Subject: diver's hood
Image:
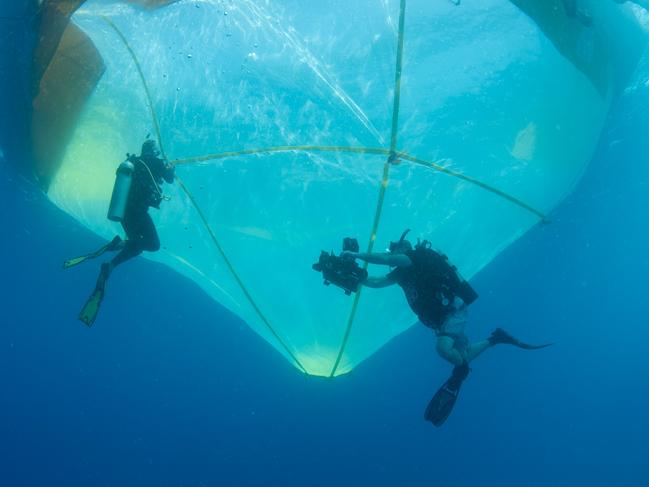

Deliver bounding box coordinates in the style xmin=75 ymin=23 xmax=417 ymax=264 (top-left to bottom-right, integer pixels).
xmin=389 ymin=228 xmax=412 ymax=253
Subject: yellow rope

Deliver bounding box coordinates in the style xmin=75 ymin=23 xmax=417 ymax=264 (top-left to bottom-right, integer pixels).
xmin=172 ymin=146 xmax=390 ymax=165
xmin=398 ymin=152 xmax=549 ymax=222
xmin=103 ymin=16 xmax=166 ymax=158
xmin=103 ymin=9 xmax=548 ymax=378
xmin=176 ymin=177 xmax=307 ymax=373
xmin=173 ymin=145 xmax=547 ymax=221
xmin=329 ymin=0 xmax=408 ymax=377
xmin=103 ymin=16 xmax=307 ymax=374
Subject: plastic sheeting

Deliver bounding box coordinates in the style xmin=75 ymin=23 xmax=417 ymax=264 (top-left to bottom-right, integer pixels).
xmin=47 ymin=0 xmax=646 ymax=376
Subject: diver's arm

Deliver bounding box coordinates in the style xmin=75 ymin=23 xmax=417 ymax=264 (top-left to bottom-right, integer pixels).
xmin=361 ymin=275 xmax=396 ymax=288
xmin=343 ymin=251 xmax=412 ymax=267
xmin=145 ymin=156 xmax=175 ymax=184
xmin=162 ymin=159 xmax=176 ymax=184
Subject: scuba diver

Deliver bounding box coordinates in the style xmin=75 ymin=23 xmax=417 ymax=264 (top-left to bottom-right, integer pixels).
xmin=324 ymin=229 xmax=552 ymax=426
xmin=64 ymin=139 xmax=175 ymax=326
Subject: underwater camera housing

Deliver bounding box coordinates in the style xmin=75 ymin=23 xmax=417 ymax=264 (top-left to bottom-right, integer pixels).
xmin=312 ymin=238 xmax=368 ymax=295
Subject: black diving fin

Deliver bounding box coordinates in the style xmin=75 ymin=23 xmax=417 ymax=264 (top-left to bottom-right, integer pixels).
xmin=424 ymin=362 xmax=470 ymax=427
xmin=488 ymin=328 xmax=554 ymax=350
xmin=64 ymin=236 xmax=122 ymax=269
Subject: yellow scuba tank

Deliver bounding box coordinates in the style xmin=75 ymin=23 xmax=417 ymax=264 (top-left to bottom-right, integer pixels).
xmin=107 ymin=159 xmax=135 ymax=222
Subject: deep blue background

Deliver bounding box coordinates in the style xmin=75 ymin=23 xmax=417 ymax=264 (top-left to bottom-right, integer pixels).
xmin=1 ymin=4 xmax=649 ymax=486
xmin=0 ymin=0 xmax=36 ymax=169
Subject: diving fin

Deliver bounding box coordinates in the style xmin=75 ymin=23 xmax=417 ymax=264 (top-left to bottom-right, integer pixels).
xmin=513 ymin=340 xmax=554 ymax=350
xmin=78 ymin=288 xmax=104 ymax=327
xmin=488 ymin=328 xmax=554 ymax=350
xmin=424 ymin=362 xmax=470 ymax=427
xmin=64 ymin=236 xmax=122 ymax=269
xmin=78 ymin=263 xmax=110 ymax=327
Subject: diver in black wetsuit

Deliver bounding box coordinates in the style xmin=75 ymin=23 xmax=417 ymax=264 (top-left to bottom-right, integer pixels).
xmin=342 ymin=229 xmax=551 ymax=426
xmin=72 ymin=139 xmax=175 ymax=326
xmin=108 ymin=139 xmax=175 ymax=272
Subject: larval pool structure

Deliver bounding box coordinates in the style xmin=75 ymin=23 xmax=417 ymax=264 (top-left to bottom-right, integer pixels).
xmin=32 ymin=0 xmax=648 ymax=375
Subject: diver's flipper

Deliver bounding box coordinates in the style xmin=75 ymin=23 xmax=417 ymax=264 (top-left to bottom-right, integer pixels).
xmin=424 ymin=381 xmax=460 ymax=426
xmin=64 ymin=255 xmax=92 ymax=269
xmin=64 ymin=236 xmax=122 ymax=269
xmin=489 ymin=328 xmax=554 ymax=350
xmin=78 ymin=263 xmax=110 ymax=327
xmin=514 ymin=340 xmax=554 ymax=350
xmin=78 ymin=288 xmax=104 ymax=327
xmin=424 ymin=362 xmax=470 ymax=427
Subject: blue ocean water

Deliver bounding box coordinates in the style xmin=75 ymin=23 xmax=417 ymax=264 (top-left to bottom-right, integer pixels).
xmin=2 ymin=3 xmax=649 ymax=487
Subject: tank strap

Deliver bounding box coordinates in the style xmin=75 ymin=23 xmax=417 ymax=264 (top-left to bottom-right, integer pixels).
xmin=136 ymin=158 xmax=170 ymax=201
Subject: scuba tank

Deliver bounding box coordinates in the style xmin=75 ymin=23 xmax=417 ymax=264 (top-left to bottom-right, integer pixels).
xmin=107 ymin=160 xmax=135 ymax=222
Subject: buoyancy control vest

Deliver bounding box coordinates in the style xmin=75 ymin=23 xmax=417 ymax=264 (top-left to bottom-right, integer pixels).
xmin=127 ymin=154 xmax=173 ymax=209
xmin=387 ymin=243 xmax=478 ymax=329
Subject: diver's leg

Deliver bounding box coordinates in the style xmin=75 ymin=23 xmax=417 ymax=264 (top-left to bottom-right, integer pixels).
xmin=437 ymin=334 xmax=492 ymax=364
xmin=464 ymin=328 xmax=549 ymax=362
xmin=110 ymin=241 xmax=142 ymax=269
xmin=436 ymin=336 xmax=465 ymax=366
xmin=109 ymin=209 xmax=147 ymax=270
xmin=63 ymin=235 xmax=124 ymax=269
xmin=435 ymin=307 xmax=474 ymax=366
xmin=138 ymin=211 xmax=160 ymax=252
xmin=108 ymin=209 xmax=160 ymax=270
xmin=465 ymin=340 xmax=491 ymax=362
xmin=108 ymin=237 xmax=125 ymax=252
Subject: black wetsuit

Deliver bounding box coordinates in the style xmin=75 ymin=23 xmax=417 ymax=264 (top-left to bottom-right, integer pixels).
xmin=387 ymin=248 xmax=476 ymax=330
xmin=111 ymin=154 xmax=175 ymax=268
